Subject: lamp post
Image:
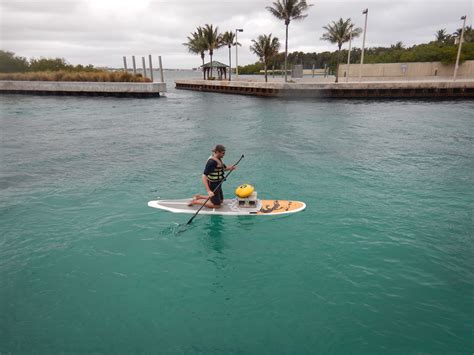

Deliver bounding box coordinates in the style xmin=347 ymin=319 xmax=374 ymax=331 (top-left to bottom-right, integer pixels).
xmin=359 ymin=8 xmax=368 ymax=82
xmin=346 ymin=24 xmax=353 ymax=82
xmin=229 ymin=43 xmax=232 ymax=81
xmin=235 ymin=28 xmax=243 ymax=80
xmin=453 ymin=15 xmax=467 ymax=81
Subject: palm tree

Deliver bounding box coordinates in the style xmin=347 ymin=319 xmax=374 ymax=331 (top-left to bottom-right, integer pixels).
xmin=321 ymin=18 xmax=362 ymax=83
xmin=183 ymin=27 xmax=207 ymax=79
xmin=266 ymin=0 xmax=311 ymax=82
xmin=435 ymin=28 xmax=448 ymax=42
xmin=454 ymin=26 xmax=473 ymax=43
xmin=465 ymin=26 xmax=474 ymax=43
xmin=250 ymin=34 xmax=281 ymax=82
xmin=435 ymin=28 xmax=458 ymax=45
xmin=202 ymin=24 xmax=222 ymax=78
xmin=221 ymin=31 xmax=238 ymax=80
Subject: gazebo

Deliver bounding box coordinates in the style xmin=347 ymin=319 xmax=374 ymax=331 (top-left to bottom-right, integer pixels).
xmin=201 ymin=61 xmax=229 ymax=80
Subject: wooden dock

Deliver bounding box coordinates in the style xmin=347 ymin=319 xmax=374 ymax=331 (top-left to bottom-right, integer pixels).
xmin=0 ymin=81 xmax=166 ymax=98
xmin=175 ymin=79 xmax=474 ymax=99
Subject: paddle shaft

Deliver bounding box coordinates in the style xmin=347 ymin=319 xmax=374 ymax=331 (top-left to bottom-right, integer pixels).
xmin=186 ymin=154 xmax=244 ymax=224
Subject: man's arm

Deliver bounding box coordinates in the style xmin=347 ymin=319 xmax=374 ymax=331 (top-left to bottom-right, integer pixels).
xmin=201 ymin=174 xmax=214 ymax=197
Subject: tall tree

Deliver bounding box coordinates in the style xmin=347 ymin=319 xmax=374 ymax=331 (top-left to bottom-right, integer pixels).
xmin=321 ymin=18 xmax=362 ymax=82
xmin=202 ymin=24 xmax=222 ymax=78
xmin=454 ymin=26 xmax=473 ymax=43
xmin=221 ymin=31 xmax=238 ymax=80
xmin=250 ymin=34 xmax=281 ymax=82
xmin=435 ymin=28 xmax=448 ymax=42
xmin=0 ymin=50 xmax=29 ymax=73
xmin=266 ymin=0 xmax=311 ymax=82
xmin=465 ymin=26 xmax=474 ymax=42
xmin=183 ymin=27 xmax=207 ymax=79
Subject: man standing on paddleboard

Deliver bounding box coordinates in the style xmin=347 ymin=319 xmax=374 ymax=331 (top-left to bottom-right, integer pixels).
xmin=188 ymin=145 xmax=237 ymax=208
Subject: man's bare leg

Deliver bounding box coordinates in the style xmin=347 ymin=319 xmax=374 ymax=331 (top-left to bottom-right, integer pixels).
xmin=187 ymin=197 xmax=221 ymax=208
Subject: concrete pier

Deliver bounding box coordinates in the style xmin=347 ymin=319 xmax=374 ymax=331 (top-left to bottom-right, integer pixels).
xmin=175 ymin=79 xmax=474 ymax=99
xmin=0 ymin=81 xmax=166 ymax=98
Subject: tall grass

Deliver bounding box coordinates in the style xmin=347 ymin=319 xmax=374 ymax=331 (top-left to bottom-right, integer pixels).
xmin=0 ymin=70 xmax=152 ymax=82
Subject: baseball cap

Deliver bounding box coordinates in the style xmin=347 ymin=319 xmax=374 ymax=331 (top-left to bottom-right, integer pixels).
xmin=213 ymin=144 xmax=226 ymax=152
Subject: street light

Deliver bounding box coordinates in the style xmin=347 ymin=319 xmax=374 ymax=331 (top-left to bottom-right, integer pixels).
xmin=235 ymin=28 xmax=243 ymax=80
xmin=346 ymin=24 xmax=353 ymax=82
xmin=453 ymin=15 xmax=467 ymax=81
xmin=359 ymin=8 xmax=368 ymax=82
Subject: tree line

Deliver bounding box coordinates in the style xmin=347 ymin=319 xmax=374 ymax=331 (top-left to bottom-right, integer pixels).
xmin=184 ymin=0 xmax=473 ymax=82
xmin=184 ymin=0 xmax=312 ymax=82
xmin=0 ymin=50 xmax=98 ymax=73
xmin=0 ymin=50 xmax=153 ymax=82
xmin=240 ymin=39 xmax=474 ymax=76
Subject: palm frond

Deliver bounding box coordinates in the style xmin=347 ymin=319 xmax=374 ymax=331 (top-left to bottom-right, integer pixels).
xmin=249 ymin=33 xmax=281 ymax=64
xmin=266 ymin=0 xmax=311 ymax=23
xmin=321 ymin=17 xmax=361 ymax=48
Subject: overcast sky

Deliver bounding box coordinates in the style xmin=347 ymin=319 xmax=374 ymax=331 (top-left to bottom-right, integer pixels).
xmin=1 ymin=0 xmax=472 ymax=69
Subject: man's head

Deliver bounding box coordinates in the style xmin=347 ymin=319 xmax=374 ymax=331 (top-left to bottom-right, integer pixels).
xmin=213 ymin=144 xmax=226 ymax=158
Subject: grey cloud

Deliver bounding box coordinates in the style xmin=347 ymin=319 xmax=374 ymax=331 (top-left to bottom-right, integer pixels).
xmin=1 ymin=0 xmax=83 ymax=14
xmin=1 ymin=0 xmax=472 ymax=68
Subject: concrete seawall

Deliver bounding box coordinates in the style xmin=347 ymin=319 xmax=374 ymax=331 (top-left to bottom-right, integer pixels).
xmin=0 ymin=81 xmax=166 ymax=98
xmin=175 ymin=79 xmax=474 ymax=99
xmin=339 ymin=60 xmax=474 ymax=79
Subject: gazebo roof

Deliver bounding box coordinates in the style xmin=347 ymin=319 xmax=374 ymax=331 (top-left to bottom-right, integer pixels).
xmin=201 ymin=61 xmax=229 ymax=68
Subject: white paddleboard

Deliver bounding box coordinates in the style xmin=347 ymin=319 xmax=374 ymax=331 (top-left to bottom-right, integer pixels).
xmin=147 ymin=199 xmax=306 ymax=216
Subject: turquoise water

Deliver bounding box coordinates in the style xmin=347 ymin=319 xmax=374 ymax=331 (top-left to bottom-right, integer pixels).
xmin=1 ymin=75 xmax=473 ymax=354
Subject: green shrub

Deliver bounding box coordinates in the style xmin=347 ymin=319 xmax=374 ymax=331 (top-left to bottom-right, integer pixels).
xmin=0 ymin=50 xmax=29 ymax=73
xmin=0 ymin=70 xmax=152 ymax=82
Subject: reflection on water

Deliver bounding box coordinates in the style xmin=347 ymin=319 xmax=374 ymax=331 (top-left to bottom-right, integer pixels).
xmin=202 ymin=215 xmax=225 ymax=254
xmin=201 ymin=216 xmax=229 ymax=297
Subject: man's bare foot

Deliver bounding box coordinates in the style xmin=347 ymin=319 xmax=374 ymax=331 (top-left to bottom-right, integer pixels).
xmin=187 ymin=195 xmax=199 ymax=206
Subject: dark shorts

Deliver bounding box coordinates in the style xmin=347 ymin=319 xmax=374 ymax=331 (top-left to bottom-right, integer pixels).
xmin=209 ymin=181 xmax=224 ymax=205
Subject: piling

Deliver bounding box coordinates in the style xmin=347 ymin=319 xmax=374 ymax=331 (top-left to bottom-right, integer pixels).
xmin=132 ymin=56 xmax=137 ymax=75
xmin=148 ymin=55 xmax=154 ymax=82
xmin=123 ymin=56 xmax=128 ymax=72
xmin=142 ymin=57 xmax=147 ymax=78
xmin=159 ymin=56 xmax=164 ymax=83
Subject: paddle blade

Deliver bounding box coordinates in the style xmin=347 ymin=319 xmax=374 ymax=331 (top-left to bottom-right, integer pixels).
xmin=176 ymin=223 xmax=190 ymax=234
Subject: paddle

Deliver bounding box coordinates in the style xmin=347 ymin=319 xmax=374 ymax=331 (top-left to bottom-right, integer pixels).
xmin=186 ymin=154 xmax=244 ymax=225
